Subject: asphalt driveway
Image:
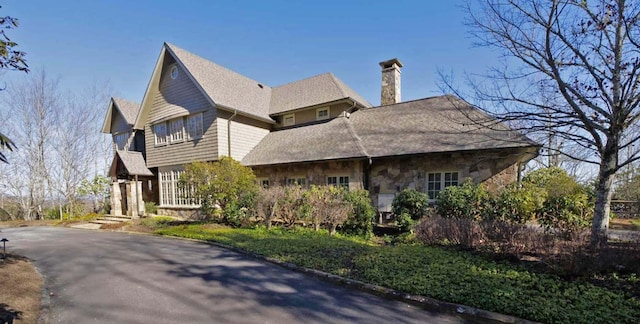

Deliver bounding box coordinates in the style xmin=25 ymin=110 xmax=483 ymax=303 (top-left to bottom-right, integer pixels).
xmin=1 ymin=227 xmax=467 ymax=323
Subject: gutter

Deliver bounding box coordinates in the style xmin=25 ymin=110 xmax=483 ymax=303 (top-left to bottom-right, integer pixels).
xmin=228 ymin=110 xmax=237 ymax=157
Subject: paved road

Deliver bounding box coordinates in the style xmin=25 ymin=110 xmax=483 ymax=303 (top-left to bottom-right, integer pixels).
xmin=1 ymin=227 xmax=468 ymax=324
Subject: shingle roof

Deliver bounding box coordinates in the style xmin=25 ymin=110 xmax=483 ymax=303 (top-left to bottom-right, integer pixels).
xmin=165 ymin=43 xmax=273 ymax=121
xmin=350 ymin=95 xmax=537 ymax=157
xmin=241 ymin=116 xmax=368 ymax=166
xmin=112 ymin=98 xmax=141 ymax=126
xmin=270 ymin=73 xmax=372 ymax=114
xmin=116 ymin=150 xmax=153 ymax=176
xmin=242 ymin=95 xmax=538 ymax=166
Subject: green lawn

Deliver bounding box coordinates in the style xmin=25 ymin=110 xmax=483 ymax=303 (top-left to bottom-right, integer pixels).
xmin=155 ymin=224 xmax=639 ymax=324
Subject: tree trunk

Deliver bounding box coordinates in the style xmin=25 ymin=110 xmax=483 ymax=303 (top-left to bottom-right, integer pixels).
xmin=591 ymin=147 xmax=617 ymax=248
xmin=329 ymin=223 xmax=337 ymax=237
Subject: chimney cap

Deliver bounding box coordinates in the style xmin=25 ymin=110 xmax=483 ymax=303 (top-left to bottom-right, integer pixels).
xmin=379 ymin=58 xmax=403 ymax=69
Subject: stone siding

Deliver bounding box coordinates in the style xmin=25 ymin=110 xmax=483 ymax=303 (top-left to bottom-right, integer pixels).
xmin=368 ymin=148 xmax=533 ymax=208
xmin=252 ymin=159 xmax=365 ymax=190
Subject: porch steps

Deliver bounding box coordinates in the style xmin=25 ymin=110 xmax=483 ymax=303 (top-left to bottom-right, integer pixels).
xmin=89 ymin=215 xmax=133 ymax=226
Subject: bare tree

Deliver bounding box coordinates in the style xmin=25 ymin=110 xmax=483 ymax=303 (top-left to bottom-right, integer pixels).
xmin=0 ymin=71 xmax=59 ymax=219
xmin=0 ymin=71 xmax=112 ymax=219
xmin=444 ymin=0 xmax=640 ymax=245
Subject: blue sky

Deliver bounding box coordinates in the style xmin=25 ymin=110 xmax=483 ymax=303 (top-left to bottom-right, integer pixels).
xmin=3 ymin=0 xmax=496 ymax=106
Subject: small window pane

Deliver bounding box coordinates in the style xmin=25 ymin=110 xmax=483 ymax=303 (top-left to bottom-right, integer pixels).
xmin=154 ymin=124 xmax=167 ymax=145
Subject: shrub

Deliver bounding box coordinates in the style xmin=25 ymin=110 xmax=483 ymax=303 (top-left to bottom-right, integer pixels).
xmin=395 ymin=213 xmax=416 ymax=234
xmin=306 ymin=185 xmax=352 ymax=236
xmin=490 ymin=183 xmax=544 ymax=223
xmin=277 ymin=185 xmax=307 ymax=226
xmin=391 ymin=188 xmax=429 ymax=220
xmin=539 ymin=193 xmax=593 ymax=240
xmin=522 ymin=166 xmax=583 ymax=198
xmin=341 ymin=189 xmax=376 ymax=237
xmin=145 ymin=202 xmax=157 ymax=215
xmin=255 ymin=186 xmax=285 ymax=229
xmin=414 ymin=215 xmax=484 ymax=249
xmin=180 ymin=157 xmax=258 ymax=227
xmin=436 ymin=180 xmax=489 ymax=220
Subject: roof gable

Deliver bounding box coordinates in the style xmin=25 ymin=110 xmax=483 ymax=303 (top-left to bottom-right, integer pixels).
xmin=270 ymin=73 xmax=371 ymax=115
xmin=101 ymin=97 xmax=141 ymax=133
xmin=134 ymin=43 xmax=275 ymax=129
xmin=109 ymin=150 xmax=153 ymax=177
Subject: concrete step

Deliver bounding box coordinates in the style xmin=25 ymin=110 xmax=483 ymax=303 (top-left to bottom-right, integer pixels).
xmin=90 ymin=219 xmax=124 ymax=225
xmin=101 ymin=217 xmax=133 ymax=222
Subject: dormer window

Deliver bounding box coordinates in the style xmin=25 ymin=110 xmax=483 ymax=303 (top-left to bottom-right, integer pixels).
xmin=316 ymin=107 xmax=330 ymax=120
xmin=283 ymin=114 xmax=295 ymax=126
xmin=170 ymin=118 xmax=184 ymax=143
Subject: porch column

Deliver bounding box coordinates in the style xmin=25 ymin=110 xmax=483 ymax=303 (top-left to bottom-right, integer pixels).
xmin=111 ymin=181 xmax=122 ymax=216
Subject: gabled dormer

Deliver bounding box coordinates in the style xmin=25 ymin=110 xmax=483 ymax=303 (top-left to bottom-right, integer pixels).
xmin=269 ymin=73 xmax=371 ymax=129
xmin=101 ymin=97 xmax=144 ymax=152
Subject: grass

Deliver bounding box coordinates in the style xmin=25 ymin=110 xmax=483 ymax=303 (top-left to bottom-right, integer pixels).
xmin=609 ymin=218 xmax=640 ymax=231
xmin=0 ymin=254 xmax=43 ymax=324
xmin=155 ymin=224 xmax=640 ymax=324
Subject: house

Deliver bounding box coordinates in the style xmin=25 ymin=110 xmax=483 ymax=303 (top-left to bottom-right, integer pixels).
xmin=102 ymin=43 xmax=539 ymax=219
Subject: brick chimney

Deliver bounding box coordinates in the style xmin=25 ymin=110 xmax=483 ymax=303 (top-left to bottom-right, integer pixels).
xmin=379 ymin=58 xmax=403 ymax=105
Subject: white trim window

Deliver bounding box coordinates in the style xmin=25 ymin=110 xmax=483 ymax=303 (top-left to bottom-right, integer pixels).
xmin=427 ymin=171 xmax=459 ymax=200
xmin=327 ymin=175 xmax=349 ymax=189
xmin=154 ymin=123 xmax=167 ymax=146
xmin=114 ymin=131 xmax=130 ymax=150
xmin=257 ymin=178 xmax=270 ymax=188
xmin=283 ymin=114 xmax=295 ymax=126
xmin=170 ymin=118 xmax=184 ymax=143
xmin=159 ymin=169 xmax=199 ymax=207
xmin=286 ymin=177 xmax=307 ymax=186
xmin=316 ymin=107 xmax=330 ymax=120
xmin=186 ymin=113 xmax=204 ymax=140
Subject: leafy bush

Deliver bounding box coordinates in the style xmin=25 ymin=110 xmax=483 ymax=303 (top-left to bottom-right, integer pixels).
xmin=180 ymin=157 xmax=258 ymax=227
xmin=145 ymin=202 xmax=157 ymax=215
xmin=522 ymin=166 xmax=583 ymax=199
xmin=392 ymin=188 xmax=429 ymax=220
xmin=394 ymin=213 xmax=416 ymax=234
xmin=489 ymin=183 xmax=544 ymax=223
xmin=539 ymin=193 xmax=593 ymax=239
xmin=341 ymin=189 xmax=376 ymax=237
xmin=140 ymin=216 xmax=176 ymax=228
xmin=436 ymin=180 xmax=489 ymax=220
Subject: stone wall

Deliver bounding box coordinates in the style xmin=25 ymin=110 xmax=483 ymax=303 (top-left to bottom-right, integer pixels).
xmin=368 ymin=147 xmax=535 ymax=208
xmin=252 ymin=159 xmax=365 ymax=190
xmin=156 ymin=207 xmax=204 ymax=220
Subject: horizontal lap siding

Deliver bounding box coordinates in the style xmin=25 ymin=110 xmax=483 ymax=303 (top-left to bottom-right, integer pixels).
xmin=111 ymin=110 xmax=131 ymax=134
xmin=217 ymin=112 xmax=270 ymax=161
xmin=145 ymin=59 xmax=218 ymax=167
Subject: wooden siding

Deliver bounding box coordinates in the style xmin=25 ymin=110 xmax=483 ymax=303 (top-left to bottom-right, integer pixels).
xmin=273 ymin=101 xmax=354 ymax=128
xmin=217 ymin=111 xmax=270 ymax=161
xmin=145 ymin=57 xmax=218 ymax=167
xmin=110 ymin=108 xmax=131 ymax=134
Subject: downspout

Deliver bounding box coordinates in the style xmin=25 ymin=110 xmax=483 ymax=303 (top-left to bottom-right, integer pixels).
xmin=227 ymin=110 xmax=237 ymax=157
